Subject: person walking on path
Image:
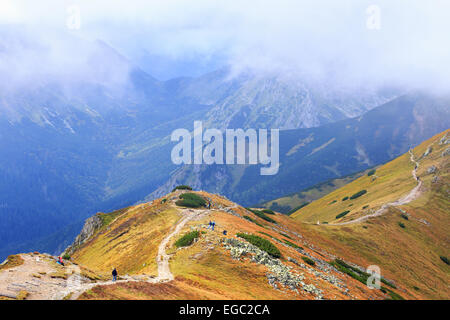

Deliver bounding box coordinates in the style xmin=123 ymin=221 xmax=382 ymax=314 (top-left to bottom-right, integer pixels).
xmin=112 ymin=268 xmax=118 ymax=282
xmin=211 ymin=221 xmax=216 ymax=231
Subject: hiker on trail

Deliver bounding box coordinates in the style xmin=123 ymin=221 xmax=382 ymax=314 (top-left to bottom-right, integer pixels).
xmin=57 ymin=256 xmax=64 ymax=266
xmin=207 ymin=221 xmax=212 ymax=229
xmin=207 ymin=201 xmax=211 ymax=209
xmin=211 ymin=221 xmax=216 ymax=231
xmin=112 ymin=268 xmax=118 ymax=282
xmin=223 ymin=230 xmax=227 ymax=235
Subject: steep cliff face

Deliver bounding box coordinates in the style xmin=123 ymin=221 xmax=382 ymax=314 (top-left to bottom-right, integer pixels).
xmin=63 ymin=215 xmax=103 ymax=256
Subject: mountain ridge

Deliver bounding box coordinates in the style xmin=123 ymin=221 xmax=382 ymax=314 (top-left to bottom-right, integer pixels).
xmin=145 ymin=92 xmax=450 ymax=206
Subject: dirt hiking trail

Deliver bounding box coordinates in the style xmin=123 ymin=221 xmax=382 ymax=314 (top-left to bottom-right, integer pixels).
xmin=330 ymin=149 xmax=422 ymax=226
xmin=0 ymin=208 xmax=209 ymax=300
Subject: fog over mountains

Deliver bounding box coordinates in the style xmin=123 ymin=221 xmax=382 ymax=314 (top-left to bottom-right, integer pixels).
xmin=1 ymin=1 xmax=449 ymax=259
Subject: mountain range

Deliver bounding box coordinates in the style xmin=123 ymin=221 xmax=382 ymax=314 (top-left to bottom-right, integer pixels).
xmin=147 ymin=92 xmax=450 ymax=207
xmin=0 ymin=34 xmax=409 ymax=260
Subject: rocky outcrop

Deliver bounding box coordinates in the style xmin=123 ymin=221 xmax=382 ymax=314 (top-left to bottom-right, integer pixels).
xmin=222 ymin=237 xmax=324 ymax=299
xmin=442 ymin=147 xmax=450 ymax=157
xmin=439 ymin=134 xmax=449 ymax=145
xmin=63 ymin=215 xmax=103 ymax=256
xmin=427 ymin=165 xmax=437 ymax=174
xmin=422 ymin=147 xmax=432 ymax=158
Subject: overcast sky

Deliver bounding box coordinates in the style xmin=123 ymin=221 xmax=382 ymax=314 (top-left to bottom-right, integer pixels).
xmin=1 ymin=0 xmax=450 ymax=91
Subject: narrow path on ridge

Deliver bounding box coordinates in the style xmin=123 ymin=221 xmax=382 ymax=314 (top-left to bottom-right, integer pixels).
xmin=326 ymin=149 xmax=422 ymax=226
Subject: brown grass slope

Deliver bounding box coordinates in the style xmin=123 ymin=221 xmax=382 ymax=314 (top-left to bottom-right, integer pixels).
xmin=73 ymin=190 xmax=390 ymax=300
xmin=71 ymin=202 xmax=180 ymax=277
xmin=291 ymin=129 xmax=450 ymax=299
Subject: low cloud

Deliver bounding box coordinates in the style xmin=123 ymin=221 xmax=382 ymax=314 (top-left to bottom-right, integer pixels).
xmin=1 ymin=0 xmax=450 ymax=92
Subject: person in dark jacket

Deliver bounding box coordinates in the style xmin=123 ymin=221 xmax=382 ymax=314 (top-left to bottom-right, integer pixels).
xmin=112 ymin=268 xmax=118 ymax=282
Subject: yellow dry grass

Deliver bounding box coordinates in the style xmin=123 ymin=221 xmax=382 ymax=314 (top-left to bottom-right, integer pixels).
xmin=0 ymin=254 xmax=24 ymax=271
xmin=264 ymin=170 xmax=369 ymax=212
xmin=71 ymin=201 xmax=181 ymax=277
xmin=292 ymin=150 xmax=417 ymax=223
xmin=288 ymin=129 xmax=450 ymax=299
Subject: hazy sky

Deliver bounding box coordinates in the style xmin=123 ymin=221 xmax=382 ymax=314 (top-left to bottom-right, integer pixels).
xmin=1 ymin=0 xmax=450 ymax=91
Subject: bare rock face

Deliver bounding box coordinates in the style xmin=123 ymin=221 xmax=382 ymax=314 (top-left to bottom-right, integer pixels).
xmin=63 ymin=215 xmax=103 ymax=256
xmin=422 ymin=147 xmax=432 ymax=158
xmin=439 ymin=134 xmax=449 ymax=145
xmin=442 ymin=147 xmax=450 ymax=157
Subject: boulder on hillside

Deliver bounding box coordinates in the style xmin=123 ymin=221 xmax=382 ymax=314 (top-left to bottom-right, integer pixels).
xmin=422 ymin=147 xmax=432 ymax=158
xmin=439 ymin=134 xmax=449 ymax=145
xmin=427 ymin=165 xmax=437 ymax=174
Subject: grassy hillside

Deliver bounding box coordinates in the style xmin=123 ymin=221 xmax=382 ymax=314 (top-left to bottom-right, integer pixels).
xmin=6 ymin=127 xmax=448 ymax=301
xmin=291 ymin=129 xmax=450 ymax=299
xmin=69 ymin=190 xmax=394 ymax=300
xmin=71 ymin=203 xmax=180 ymax=277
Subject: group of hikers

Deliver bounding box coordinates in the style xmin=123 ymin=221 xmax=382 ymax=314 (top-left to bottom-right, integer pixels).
xmin=207 ymin=220 xmax=227 ymax=235
xmin=207 ymin=220 xmax=216 ymax=230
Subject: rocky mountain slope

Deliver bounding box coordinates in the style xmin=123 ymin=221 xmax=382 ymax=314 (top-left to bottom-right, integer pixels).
xmin=167 ymin=68 xmax=397 ymax=130
xmin=2 ymin=126 xmax=448 ymax=301
xmin=0 ymin=34 xmax=399 ymax=260
xmin=146 ymin=92 xmax=450 ymax=206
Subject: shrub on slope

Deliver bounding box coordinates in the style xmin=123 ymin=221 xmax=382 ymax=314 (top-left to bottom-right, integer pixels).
xmin=175 ymin=231 xmax=200 ymax=247
xmin=336 ymin=210 xmax=350 ymax=219
xmin=236 ymin=233 xmax=281 ymax=258
xmin=175 ymin=193 xmax=206 ymax=208
xmin=246 ymin=208 xmax=277 ymax=224
xmin=349 ymin=190 xmax=367 ymax=200
xmin=172 ymin=185 xmax=192 ymax=192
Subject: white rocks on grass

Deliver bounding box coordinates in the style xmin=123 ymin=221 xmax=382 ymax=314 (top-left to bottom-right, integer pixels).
xmin=439 ymin=134 xmax=449 ymax=145
xmin=288 ymin=257 xmax=344 ymax=289
xmin=222 ymin=238 xmax=323 ymax=299
xmin=422 ymin=147 xmax=432 ymax=158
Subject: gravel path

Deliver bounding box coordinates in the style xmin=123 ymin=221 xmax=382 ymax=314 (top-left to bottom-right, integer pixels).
xmin=329 ymin=149 xmax=422 ymax=226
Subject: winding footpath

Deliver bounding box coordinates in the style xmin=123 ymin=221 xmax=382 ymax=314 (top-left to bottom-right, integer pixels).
xmin=329 ymin=150 xmax=422 ymax=226
xmin=63 ymin=208 xmax=208 ymax=300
